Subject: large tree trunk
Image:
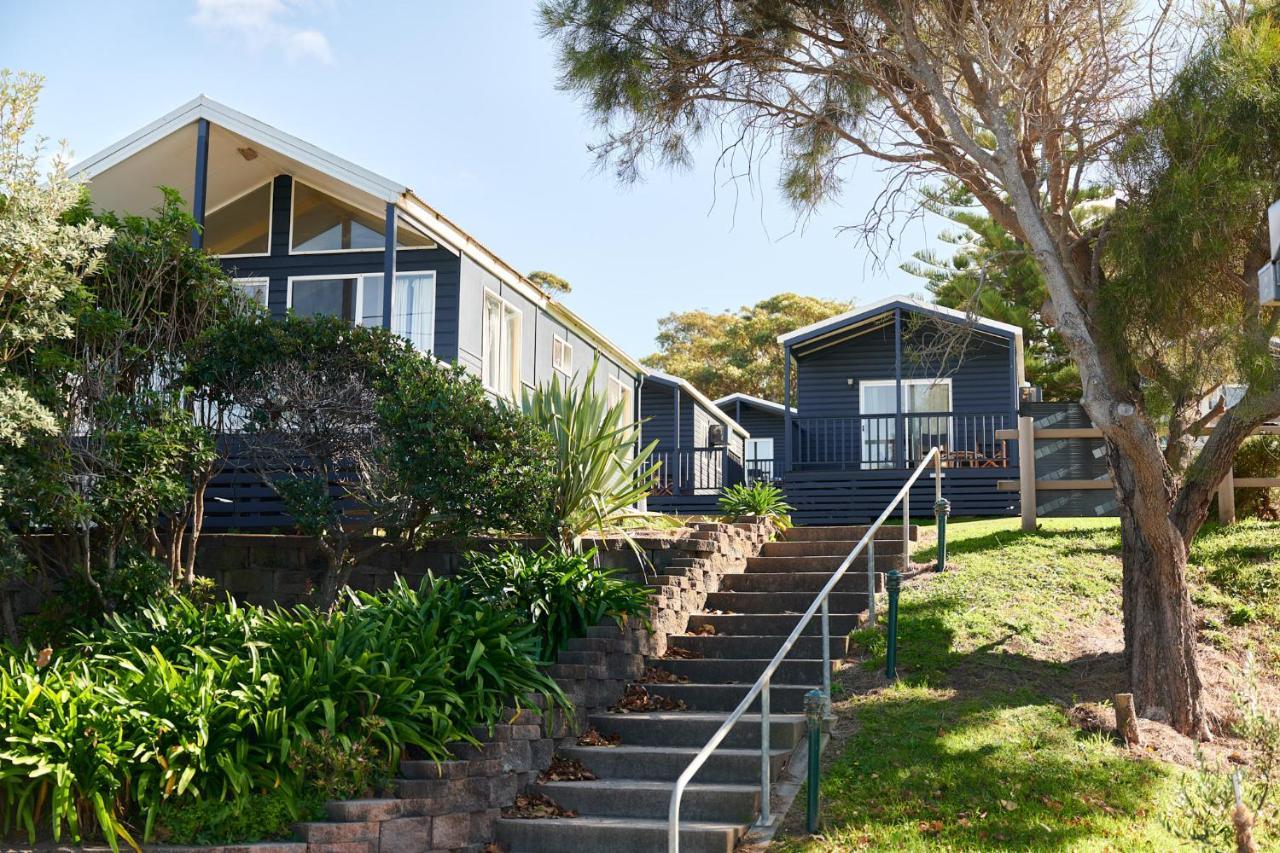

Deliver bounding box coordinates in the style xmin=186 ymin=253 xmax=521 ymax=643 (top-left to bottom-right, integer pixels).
xmin=1108 ymin=446 xmax=1212 ymax=740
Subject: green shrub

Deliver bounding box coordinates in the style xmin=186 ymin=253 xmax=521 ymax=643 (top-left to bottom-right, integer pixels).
xmin=717 ymin=482 xmax=793 ymax=528
xmin=522 ymin=360 xmax=659 ymax=553
xmin=0 ymin=577 xmax=565 ymax=849
xmin=153 ymin=787 xmax=324 ymax=846
xmin=25 ymin=550 xmax=170 ymax=643
xmin=1235 ymin=435 xmax=1280 ymax=520
xmin=458 ymin=546 xmax=653 ymax=660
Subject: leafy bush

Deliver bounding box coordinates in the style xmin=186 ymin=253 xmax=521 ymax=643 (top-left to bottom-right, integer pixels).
xmin=0 ymin=577 xmax=564 ymax=849
xmin=186 ymin=314 xmax=556 ymax=608
xmin=1235 ymin=435 xmax=1280 ymax=520
xmin=458 ymin=547 xmax=653 ymax=660
xmin=717 ymin=482 xmax=793 ymax=528
xmin=522 ymin=360 xmax=659 ymax=553
xmin=152 ymin=788 xmax=323 ymax=846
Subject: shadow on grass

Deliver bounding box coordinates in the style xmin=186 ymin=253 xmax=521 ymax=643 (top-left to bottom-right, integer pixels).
xmin=799 ymin=683 xmax=1172 ymax=851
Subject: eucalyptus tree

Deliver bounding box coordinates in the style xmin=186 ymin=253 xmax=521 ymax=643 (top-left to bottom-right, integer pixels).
xmin=541 ymin=0 xmax=1280 ymax=737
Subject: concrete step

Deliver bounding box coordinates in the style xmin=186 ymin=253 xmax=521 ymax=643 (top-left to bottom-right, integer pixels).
xmin=655 ymin=656 xmax=830 ymax=685
xmin=785 ymin=524 xmax=918 ymax=542
xmin=535 ymin=779 xmax=760 ymax=823
xmin=495 ymin=815 xmax=744 ymax=853
xmin=666 ymin=633 xmax=849 ymax=660
xmin=703 ymin=590 xmax=870 ymax=614
xmin=744 ymin=554 xmax=904 ymax=573
xmin=642 ymin=682 xmax=817 ymax=713
xmin=587 ymin=711 xmax=805 ymax=750
xmin=719 ymin=571 xmax=883 ymax=594
xmin=687 ymin=611 xmax=868 ymax=637
xmin=762 ymin=538 xmax=905 ymax=557
xmin=560 ymin=744 xmax=791 ymax=784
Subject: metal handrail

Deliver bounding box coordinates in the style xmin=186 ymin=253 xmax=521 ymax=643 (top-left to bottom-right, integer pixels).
xmin=666 ymin=447 xmax=943 ymax=852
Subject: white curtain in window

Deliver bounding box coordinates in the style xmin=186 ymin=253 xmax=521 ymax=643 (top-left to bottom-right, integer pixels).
xmin=393 ymin=274 xmax=435 ymax=353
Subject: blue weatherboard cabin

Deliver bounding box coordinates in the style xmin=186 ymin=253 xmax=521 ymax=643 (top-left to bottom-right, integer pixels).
xmin=639 ymin=372 xmax=748 ymax=514
xmin=776 ymin=296 xmax=1024 ymax=524
xmin=71 ymin=96 xmax=645 ymax=528
xmin=713 ymin=393 xmax=792 ymax=484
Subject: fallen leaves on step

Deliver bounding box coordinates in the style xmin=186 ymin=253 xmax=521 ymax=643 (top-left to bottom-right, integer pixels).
xmin=576 ymin=726 xmax=621 ymax=747
xmin=662 ymin=645 xmax=702 ymax=659
xmin=502 ymin=792 xmax=578 ymax=819
xmin=480 ymin=844 xmax=506 ymax=853
xmin=539 ymin=754 xmax=598 ymax=782
xmin=640 ymin=666 xmax=689 ymax=684
xmin=609 ymin=684 xmax=688 ymax=713
xmin=689 ymin=624 xmax=716 ymax=636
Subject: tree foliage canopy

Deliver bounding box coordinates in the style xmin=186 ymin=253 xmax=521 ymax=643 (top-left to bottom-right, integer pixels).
xmin=642 ymin=292 xmax=850 ymax=400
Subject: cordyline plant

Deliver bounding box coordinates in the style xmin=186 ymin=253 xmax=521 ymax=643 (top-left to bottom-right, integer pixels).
xmin=541 ymin=0 xmax=1280 ymax=739
xmin=522 ymin=360 xmax=660 ymax=554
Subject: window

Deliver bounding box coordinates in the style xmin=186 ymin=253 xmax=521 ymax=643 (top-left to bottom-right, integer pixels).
xmin=234 ymin=276 xmax=270 ymax=309
xmin=205 ymin=182 xmax=272 ymax=256
xmin=286 ymin=272 xmax=437 ymax=352
xmin=858 ymin=378 xmax=953 ymax=468
xmin=482 ymin=290 xmax=522 ymax=398
xmin=552 ymin=335 xmax=573 ymax=376
xmin=290 ymin=181 xmax=434 ymax=253
xmin=607 ymin=375 xmax=634 ymax=426
xmin=362 ymin=272 xmax=437 ymax=352
xmin=745 ymin=437 xmax=775 ymax=483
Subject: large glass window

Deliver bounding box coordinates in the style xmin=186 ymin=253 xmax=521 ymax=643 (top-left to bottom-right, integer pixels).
xmin=858 ymin=379 xmax=953 ymax=468
xmin=289 ymin=277 xmax=357 ymax=321
xmin=482 ymin=291 xmax=522 ymax=398
xmin=205 ymin=182 xmax=272 ymax=256
xmin=291 ymin=182 xmax=434 ymax=253
xmin=234 ymin=277 xmax=270 ymax=309
xmin=361 ymin=272 xmax=436 ymax=352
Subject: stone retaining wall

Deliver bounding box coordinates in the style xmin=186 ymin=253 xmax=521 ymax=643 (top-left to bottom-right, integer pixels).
xmin=278 ymin=518 xmax=778 ymax=853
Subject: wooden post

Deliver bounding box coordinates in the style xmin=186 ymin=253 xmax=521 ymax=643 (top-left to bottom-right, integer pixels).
xmin=1219 ymin=467 xmax=1237 ymax=526
xmin=1018 ymin=415 xmax=1037 ymax=531
xmin=1114 ymin=692 xmax=1141 ymax=746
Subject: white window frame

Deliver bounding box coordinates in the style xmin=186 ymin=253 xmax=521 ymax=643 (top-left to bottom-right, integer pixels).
xmin=206 ymin=179 xmax=274 ymax=259
xmin=482 ymin=289 xmax=523 ymax=399
xmin=284 ymin=272 xmax=437 ymax=349
xmin=285 ymin=273 xmax=364 ymax=323
xmin=858 ymin=378 xmax=953 ymax=467
xmin=607 ymin=375 xmax=634 ymax=427
xmin=233 ymin=276 xmax=270 ymax=309
xmin=552 ymin=335 xmax=573 ymax=376
xmin=288 ymin=179 xmax=435 ymax=255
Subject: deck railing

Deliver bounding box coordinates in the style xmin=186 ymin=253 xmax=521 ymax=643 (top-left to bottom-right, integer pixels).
xmin=645 ymin=447 xmax=744 ymax=496
xmin=790 ymin=411 xmax=1011 ymax=470
xmin=666 ymin=448 xmax=943 ymax=851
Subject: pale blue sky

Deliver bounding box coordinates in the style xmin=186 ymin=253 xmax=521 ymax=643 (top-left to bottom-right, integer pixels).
xmin=4 ymin=0 xmax=937 ymax=358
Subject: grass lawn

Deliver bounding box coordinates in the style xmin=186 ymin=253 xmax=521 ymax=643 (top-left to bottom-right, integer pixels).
xmin=770 ymin=517 xmax=1280 ymax=852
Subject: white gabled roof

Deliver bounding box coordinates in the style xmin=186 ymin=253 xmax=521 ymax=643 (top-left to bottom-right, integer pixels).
xmin=713 ymin=392 xmax=793 ymax=415
xmin=777 ymin=294 xmax=1023 ymax=346
xmin=646 ymin=371 xmax=749 ymax=438
xmin=70 ymin=96 xmax=644 ymax=375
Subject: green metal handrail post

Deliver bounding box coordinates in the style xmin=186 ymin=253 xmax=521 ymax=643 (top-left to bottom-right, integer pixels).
xmin=804 ymin=688 xmax=824 ymax=834
xmin=934 ymin=498 xmax=951 ymax=572
xmin=885 ymin=570 xmax=901 ymax=680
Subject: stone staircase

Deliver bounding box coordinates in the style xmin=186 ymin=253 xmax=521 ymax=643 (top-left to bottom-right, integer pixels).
xmin=494 ymin=524 xmax=916 ymax=853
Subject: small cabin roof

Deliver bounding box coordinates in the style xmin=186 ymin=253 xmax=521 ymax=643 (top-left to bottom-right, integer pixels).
xmin=646 ymin=371 xmax=749 ymax=438
xmin=69 ymin=95 xmax=644 ymax=374
xmin=713 ymin=392 xmax=794 ymax=416
xmin=777 ymin=295 xmax=1023 ymax=349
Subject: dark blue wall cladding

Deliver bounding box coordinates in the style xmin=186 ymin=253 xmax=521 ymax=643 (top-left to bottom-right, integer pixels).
xmin=794 ymin=315 xmax=1015 ymax=419
xmin=718 ymin=401 xmax=785 ymax=449
xmin=215 ymin=175 xmax=463 ymax=362
xmin=1022 ymin=401 xmax=1117 ymax=517
xmin=783 ymin=467 xmax=1018 ymax=524
xmin=640 ymin=382 xmax=680 ymax=453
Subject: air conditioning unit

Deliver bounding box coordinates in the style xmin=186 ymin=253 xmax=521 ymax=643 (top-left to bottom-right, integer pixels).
xmin=1261 ymin=260 xmax=1279 ymax=308
xmin=708 ymin=424 xmax=726 ymax=447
